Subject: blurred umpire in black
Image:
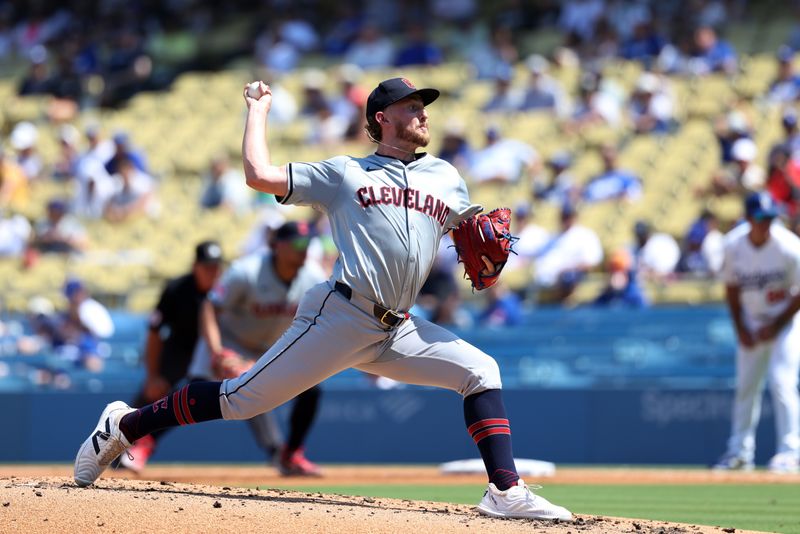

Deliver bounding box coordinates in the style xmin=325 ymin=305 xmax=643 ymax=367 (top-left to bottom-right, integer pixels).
xmin=118 ymin=240 xmax=224 ymax=472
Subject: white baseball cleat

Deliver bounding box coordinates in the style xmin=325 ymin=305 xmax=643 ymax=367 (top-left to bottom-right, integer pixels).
xmin=768 ymin=452 xmax=800 ymax=474
xmin=74 ymin=401 xmax=136 ymax=487
xmin=477 ymin=479 xmax=573 ymax=521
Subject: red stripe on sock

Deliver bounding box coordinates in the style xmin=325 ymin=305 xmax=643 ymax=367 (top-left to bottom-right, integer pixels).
xmin=180 ymin=386 xmax=196 ymax=424
xmin=172 ymin=391 xmax=186 ymax=426
xmin=467 ymin=418 xmax=509 ymax=435
xmin=491 ymin=469 xmax=520 ymax=490
xmin=473 ymin=427 xmax=511 ymax=443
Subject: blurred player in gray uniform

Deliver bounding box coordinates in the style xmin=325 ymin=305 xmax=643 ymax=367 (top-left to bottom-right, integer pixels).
xmin=191 ymin=221 xmax=325 ymax=475
xmin=75 ymin=77 xmax=573 ymax=522
xmin=713 ymin=192 xmax=800 ymax=473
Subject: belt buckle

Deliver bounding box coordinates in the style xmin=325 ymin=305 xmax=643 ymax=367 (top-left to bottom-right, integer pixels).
xmin=379 ymin=308 xmax=404 ymax=328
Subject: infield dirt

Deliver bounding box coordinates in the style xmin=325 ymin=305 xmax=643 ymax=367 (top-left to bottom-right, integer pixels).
xmin=2 ymin=466 xmax=789 ymax=533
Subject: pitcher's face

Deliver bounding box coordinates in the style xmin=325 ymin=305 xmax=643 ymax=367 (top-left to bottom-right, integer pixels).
xmin=382 ymin=95 xmax=430 ymax=148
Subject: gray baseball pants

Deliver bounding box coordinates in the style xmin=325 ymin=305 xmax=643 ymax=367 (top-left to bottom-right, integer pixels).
xmin=219 ymin=281 xmax=501 ymax=420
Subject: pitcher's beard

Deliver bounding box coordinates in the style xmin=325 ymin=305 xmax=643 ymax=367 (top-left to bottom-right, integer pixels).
xmin=397 ymin=125 xmax=430 ymax=147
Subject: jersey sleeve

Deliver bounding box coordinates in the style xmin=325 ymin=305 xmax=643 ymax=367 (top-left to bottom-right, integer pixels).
xmin=443 ymin=175 xmax=483 ymax=231
xmin=276 ymin=156 xmax=346 ymax=210
xmin=208 ymin=262 xmax=249 ymax=311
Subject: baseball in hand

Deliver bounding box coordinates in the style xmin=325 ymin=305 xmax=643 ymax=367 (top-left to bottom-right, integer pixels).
xmin=246 ymin=81 xmax=264 ymax=99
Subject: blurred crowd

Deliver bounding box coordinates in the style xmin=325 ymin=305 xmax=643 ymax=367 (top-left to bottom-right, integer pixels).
xmin=0 ymin=0 xmax=760 ymax=108
xmin=5 ymin=0 xmax=800 ymax=385
xmin=0 ymin=120 xmax=160 ymax=262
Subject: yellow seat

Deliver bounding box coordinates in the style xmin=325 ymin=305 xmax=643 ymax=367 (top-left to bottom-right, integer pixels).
xmin=126 ymin=285 xmax=163 ymax=313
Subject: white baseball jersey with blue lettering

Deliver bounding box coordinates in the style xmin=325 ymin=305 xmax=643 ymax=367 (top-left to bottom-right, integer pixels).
xmin=217 ymin=152 xmax=500 ymax=422
xmin=720 ymin=221 xmax=800 ymax=462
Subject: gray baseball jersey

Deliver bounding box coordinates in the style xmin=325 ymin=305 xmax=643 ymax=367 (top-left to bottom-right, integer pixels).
xmin=278 ymin=153 xmax=482 ymax=311
xmin=189 ymin=251 xmax=326 ymax=378
xmin=218 ymin=151 xmax=501 ymax=423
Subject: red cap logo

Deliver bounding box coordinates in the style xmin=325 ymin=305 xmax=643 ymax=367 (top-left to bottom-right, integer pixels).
xmin=401 ymin=78 xmax=416 ymax=89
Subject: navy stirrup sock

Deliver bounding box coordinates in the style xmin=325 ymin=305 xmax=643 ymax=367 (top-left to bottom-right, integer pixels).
xmin=463 ymin=389 xmax=520 ymax=491
xmin=119 ymin=381 xmax=223 ymax=443
xmin=286 ymin=385 xmax=321 ymax=451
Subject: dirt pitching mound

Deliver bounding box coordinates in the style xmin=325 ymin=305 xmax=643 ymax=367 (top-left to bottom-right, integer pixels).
xmin=1 ymin=476 xmax=761 ymax=534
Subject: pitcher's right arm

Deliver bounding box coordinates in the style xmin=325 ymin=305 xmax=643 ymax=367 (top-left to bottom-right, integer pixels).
xmin=242 ymin=81 xmax=288 ymax=197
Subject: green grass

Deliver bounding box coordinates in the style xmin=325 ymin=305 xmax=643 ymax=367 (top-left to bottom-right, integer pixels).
xmin=277 ymin=483 xmax=800 ymax=534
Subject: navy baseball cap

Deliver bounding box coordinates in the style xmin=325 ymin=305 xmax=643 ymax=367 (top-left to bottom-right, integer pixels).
xmin=744 ymin=191 xmax=779 ymax=220
xmin=366 ymin=78 xmax=439 ymax=120
xmin=195 ymin=240 xmax=223 ymax=263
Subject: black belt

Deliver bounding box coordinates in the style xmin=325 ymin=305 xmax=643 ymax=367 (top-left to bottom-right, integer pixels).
xmin=334 ymin=282 xmax=408 ymax=328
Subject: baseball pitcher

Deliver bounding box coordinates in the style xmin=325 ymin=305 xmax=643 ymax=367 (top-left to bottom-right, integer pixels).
xmin=74 ymin=77 xmax=573 ymax=521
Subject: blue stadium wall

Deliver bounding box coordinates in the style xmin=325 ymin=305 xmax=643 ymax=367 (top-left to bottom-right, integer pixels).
xmin=0 ymin=306 xmax=782 ymax=465
xmin=0 ymin=388 xmax=778 ymax=465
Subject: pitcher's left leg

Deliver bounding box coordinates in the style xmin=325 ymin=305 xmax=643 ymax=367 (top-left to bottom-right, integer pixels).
xmin=358 ymin=316 xmax=572 ymax=521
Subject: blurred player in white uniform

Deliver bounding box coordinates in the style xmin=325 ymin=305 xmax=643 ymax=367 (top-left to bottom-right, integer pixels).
xmin=714 ymin=192 xmax=800 ymax=473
